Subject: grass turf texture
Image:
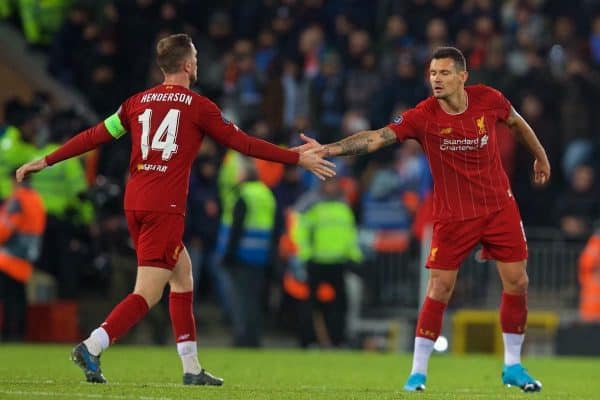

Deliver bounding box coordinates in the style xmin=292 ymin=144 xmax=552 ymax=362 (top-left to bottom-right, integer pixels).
xmin=0 ymin=345 xmax=597 ymax=399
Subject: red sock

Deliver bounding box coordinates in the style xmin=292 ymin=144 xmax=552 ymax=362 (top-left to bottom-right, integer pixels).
xmin=169 ymin=291 xmax=196 ymax=343
xmin=101 ymin=293 xmax=149 ymax=344
xmin=500 ymin=292 xmax=527 ymax=334
xmin=415 ymin=296 xmax=447 ymax=341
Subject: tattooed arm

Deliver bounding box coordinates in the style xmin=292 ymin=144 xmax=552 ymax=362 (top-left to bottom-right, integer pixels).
xmin=322 ymin=127 xmax=397 ymax=157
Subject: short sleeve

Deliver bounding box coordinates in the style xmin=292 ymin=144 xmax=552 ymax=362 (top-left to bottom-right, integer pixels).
xmin=489 ymin=87 xmax=511 ymax=121
xmin=386 ymin=108 xmax=422 ymax=141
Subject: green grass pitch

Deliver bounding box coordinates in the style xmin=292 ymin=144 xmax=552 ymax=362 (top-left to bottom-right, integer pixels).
xmin=0 ymin=344 xmax=598 ymax=399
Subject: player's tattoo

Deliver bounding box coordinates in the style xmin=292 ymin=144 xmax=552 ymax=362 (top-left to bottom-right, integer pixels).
xmin=339 ymin=131 xmax=371 ymax=155
xmin=325 ymin=127 xmax=396 ymax=156
xmin=379 ymin=127 xmax=397 ymax=146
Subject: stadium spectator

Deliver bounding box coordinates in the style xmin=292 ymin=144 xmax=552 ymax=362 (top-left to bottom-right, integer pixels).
xmin=0 ymin=172 xmax=46 ymax=341
xmin=376 ymin=53 xmax=427 ymax=132
xmin=185 ymin=155 xmax=232 ymax=322
xmin=0 ymin=1 xmax=13 ymax=19
xmin=579 ymin=224 xmax=600 ymax=321
xmin=291 ymin=176 xmax=363 ymax=347
xmin=0 ymin=100 xmax=40 ymax=201
xmin=31 ymin=110 xmax=94 ymax=299
xmin=16 ymin=33 xmax=335 ymax=385
xmin=556 ymin=164 xmax=599 ymax=241
xmin=17 ymin=0 xmax=71 ymax=46
xmin=511 ymin=93 xmax=558 ymax=226
xmin=216 ymin=158 xmax=279 ymax=347
xmin=299 ymin=46 xmax=550 ymax=392
xmin=273 ymin=164 xmax=308 ymax=214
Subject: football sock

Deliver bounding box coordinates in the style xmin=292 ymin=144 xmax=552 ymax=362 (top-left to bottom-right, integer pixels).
xmin=411 ymin=297 xmax=447 ymax=375
xmin=100 ymin=293 xmax=149 ymax=347
xmin=410 ymin=337 xmax=435 ymax=375
xmin=83 ymin=327 xmax=109 ymax=356
xmin=169 ymin=291 xmax=200 ymax=374
xmin=500 ymin=292 xmax=527 ymax=365
xmin=177 ymin=341 xmax=202 ymax=374
xmin=169 ymin=291 xmax=197 ymax=342
xmin=502 ymin=333 xmax=524 ymax=365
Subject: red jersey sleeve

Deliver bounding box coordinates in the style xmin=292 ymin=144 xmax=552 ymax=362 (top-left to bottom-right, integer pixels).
xmin=44 ymin=98 xmax=135 ymax=166
xmin=386 ymin=108 xmax=423 ymax=141
xmin=196 ymin=98 xmax=299 ymax=164
xmin=45 ymin=122 xmax=114 ymax=166
xmin=487 ymin=87 xmax=512 ymax=121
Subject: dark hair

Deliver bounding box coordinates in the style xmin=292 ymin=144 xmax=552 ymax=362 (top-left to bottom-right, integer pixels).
xmin=431 ymin=46 xmax=467 ymax=71
xmin=156 ymin=33 xmax=193 ymax=74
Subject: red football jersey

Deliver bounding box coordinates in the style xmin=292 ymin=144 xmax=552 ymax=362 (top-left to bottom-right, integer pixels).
xmin=108 ymin=84 xmax=296 ymax=214
xmin=44 ymin=84 xmax=299 ymax=215
xmin=388 ymin=84 xmax=513 ymax=221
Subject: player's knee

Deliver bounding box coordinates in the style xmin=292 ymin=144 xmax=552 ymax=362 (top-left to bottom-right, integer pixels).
xmin=134 ymin=289 xmax=162 ymax=308
xmin=170 ymin=267 xmax=193 ymax=290
xmin=428 ymin=278 xmax=454 ymax=302
xmin=169 ymin=275 xmax=193 ymax=292
xmin=505 ymin=273 xmax=529 ymax=294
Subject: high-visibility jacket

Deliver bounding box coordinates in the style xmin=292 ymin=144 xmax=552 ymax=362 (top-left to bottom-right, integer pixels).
xmin=0 ymin=185 xmax=46 ymax=282
xmin=18 ymin=0 xmax=71 ymax=44
xmin=0 ymin=126 xmax=38 ymax=200
xmin=218 ymin=150 xmax=244 ymax=227
xmin=216 ymin=180 xmax=276 ymax=267
xmin=292 ymin=191 xmax=362 ymax=265
xmin=579 ymin=232 xmax=600 ymax=321
xmin=0 ymin=0 xmax=14 ymax=18
xmin=31 ymin=143 xmax=93 ymax=223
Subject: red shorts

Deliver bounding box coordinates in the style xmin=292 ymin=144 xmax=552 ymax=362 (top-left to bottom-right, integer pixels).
xmin=426 ymin=199 xmax=527 ymax=270
xmin=125 ymin=210 xmax=184 ymax=270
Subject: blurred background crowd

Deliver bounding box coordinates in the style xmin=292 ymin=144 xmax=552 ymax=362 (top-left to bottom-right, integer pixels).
xmin=0 ymin=0 xmax=599 ymax=350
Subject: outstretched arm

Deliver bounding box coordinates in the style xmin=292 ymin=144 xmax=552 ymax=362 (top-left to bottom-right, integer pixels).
xmin=322 ymin=126 xmax=397 ymax=157
xmin=200 ymin=100 xmax=335 ymax=179
xmin=16 ymin=122 xmax=114 ymax=182
xmin=505 ymin=107 xmax=550 ymax=186
xmin=213 ymin=126 xmax=335 ymax=180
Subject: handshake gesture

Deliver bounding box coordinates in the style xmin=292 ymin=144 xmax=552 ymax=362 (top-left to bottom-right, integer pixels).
xmin=16 ymin=134 xmax=336 ymax=182
xmin=293 ymin=134 xmax=333 ymax=180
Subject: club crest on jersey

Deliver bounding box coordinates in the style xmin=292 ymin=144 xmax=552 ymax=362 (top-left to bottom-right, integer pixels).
xmin=476 ymin=115 xmax=487 ymax=135
xmin=440 ymin=127 xmax=453 ymax=135
xmin=392 ymin=115 xmax=403 ymax=124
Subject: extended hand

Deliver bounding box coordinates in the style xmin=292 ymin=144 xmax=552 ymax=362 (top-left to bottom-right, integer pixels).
xmin=291 ymin=133 xmax=325 ymax=154
xmin=298 ymin=147 xmax=336 ymax=180
xmin=533 ymin=158 xmax=550 ymax=186
xmin=15 ymin=158 xmax=48 ymax=182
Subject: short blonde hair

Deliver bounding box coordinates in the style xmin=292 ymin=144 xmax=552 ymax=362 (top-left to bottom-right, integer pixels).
xmin=156 ymin=33 xmax=193 ymax=74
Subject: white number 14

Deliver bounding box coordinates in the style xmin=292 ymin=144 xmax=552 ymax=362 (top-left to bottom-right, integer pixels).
xmin=137 ymin=108 xmax=180 ymax=160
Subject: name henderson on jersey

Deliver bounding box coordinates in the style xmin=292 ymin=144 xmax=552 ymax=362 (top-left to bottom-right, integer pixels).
xmin=140 ymin=92 xmax=193 ymax=105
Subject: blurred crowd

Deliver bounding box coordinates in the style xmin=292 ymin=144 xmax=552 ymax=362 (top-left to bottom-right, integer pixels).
xmin=1 ymin=0 xmax=600 ymax=344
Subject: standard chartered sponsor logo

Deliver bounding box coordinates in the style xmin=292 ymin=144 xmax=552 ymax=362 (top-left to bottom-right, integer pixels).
xmin=440 ymin=135 xmax=489 ymax=151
